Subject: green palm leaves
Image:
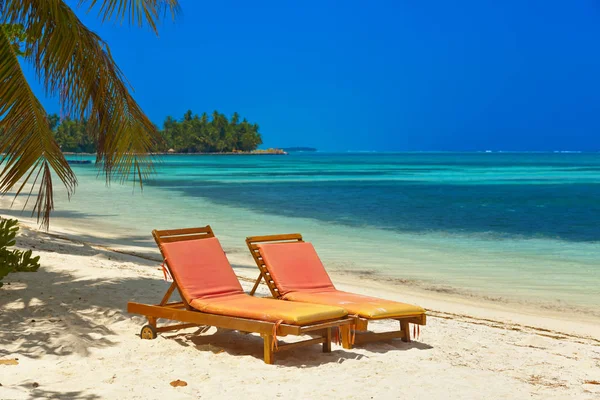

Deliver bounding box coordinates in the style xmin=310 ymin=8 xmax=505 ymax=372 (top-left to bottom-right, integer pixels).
xmin=0 ymin=0 xmax=179 ymax=228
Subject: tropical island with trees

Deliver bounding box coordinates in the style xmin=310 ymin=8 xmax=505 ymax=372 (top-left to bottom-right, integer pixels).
xmin=51 ymin=110 xmax=284 ymax=154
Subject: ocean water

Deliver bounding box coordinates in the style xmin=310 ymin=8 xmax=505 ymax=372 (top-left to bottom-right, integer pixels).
xmin=18 ymin=153 xmax=600 ymax=314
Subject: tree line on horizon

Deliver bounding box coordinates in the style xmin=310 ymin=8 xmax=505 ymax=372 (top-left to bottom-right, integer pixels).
xmin=50 ymin=110 xmax=263 ymax=153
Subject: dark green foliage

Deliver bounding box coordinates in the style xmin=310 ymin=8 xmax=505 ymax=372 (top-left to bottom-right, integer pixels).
xmin=0 ymin=218 xmax=41 ymax=287
xmin=156 ymin=110 xmax=263 ymax=153
xmin=49 ymin=110 xmax=263 ymax=154
xmin=53 ymin=117 xmax=96 ymax=153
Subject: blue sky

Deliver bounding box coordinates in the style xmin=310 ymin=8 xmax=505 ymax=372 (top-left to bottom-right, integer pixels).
xmin=28 ymin=0 xmax=600 ymax=151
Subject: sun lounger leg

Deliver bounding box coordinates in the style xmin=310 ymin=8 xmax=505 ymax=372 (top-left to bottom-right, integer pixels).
xmin=323 ymin=328 xmax=332 ymax=353
xmin=340 ymin=325 xmax=352 ymax=349
xmin=400 ymin=320 xmax=411 ymax=343
xmin=262 ymin=333 xmax=274 ymax=364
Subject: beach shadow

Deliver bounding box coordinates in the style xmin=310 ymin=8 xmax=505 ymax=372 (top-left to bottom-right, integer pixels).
xmin=0 ymin=264 xmax=170 ymax=360
xmin=19 ymin=386 xmax=102 ymax=400
xmin=1 ymin=270 xmax=116 ymax=359
xmin=166 ymin=328 xmax=365 ymax=367
xmin=0 ymin=207 xmax=117 ymax=221
xmin=55 ymin=231 xmax=157 ymax=256
xmin=354 ymin=338 xmax=433 ymax=354
xmin=16 ymin=227 xmax=161 ymax=264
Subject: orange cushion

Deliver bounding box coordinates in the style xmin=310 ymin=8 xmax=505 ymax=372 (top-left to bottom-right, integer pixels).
xmin=283 ymin=290 xmax=426 ymax=320
xmin=191 ymin=294 xmax=347 ymax=325
xmin=161 ymin=237 xmax=243 ymax=303
xmin=257 ymin=242 xmax=336 ymax=296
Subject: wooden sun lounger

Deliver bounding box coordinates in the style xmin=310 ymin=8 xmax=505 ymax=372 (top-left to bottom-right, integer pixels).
xmin=127 ymin=226 xmax=353 ymax=364
xmin=246 ymin=233 xmax=427 ymax=349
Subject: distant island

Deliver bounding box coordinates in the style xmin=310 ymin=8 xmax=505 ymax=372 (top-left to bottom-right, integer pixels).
xmin=282 ymin=147 xmax=317 ymax=152
xmin=50 ymin=110 xmax=270 ymax=154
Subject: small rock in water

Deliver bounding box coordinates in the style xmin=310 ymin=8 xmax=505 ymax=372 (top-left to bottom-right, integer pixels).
xmin=32 ymin=382 xmax=39 ymax=388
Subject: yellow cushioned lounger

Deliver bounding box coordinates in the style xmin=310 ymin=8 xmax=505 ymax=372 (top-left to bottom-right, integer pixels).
xmin=246 ymin=234 xmax=426 ymax=348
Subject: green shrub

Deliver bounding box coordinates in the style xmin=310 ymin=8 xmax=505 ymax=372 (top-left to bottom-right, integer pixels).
xmin=0 ymin=218 xmax=40 ymax=287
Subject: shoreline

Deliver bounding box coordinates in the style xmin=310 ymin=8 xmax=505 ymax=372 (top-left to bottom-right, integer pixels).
xmin=8 ymin=215 xmax=600 ymax=340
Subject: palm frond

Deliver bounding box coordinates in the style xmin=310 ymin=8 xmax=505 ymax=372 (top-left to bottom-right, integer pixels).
xmin=79 ymin=0 xmax=180 ymax=34
xmin=2 ymin=0 xmax=163 ymax=187
xmin=0 ymin=28 xmax=77 ymax=229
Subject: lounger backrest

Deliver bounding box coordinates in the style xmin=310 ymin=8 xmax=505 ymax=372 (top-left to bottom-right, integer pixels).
xmin=256 ymin=242 xmax=336 ymax=296
xmin=160 ymin=236 xmax=244 ymax=303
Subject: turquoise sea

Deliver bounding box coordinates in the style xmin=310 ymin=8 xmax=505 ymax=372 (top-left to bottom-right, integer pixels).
xmin=23 ymin=153 xmax=600 ymax=315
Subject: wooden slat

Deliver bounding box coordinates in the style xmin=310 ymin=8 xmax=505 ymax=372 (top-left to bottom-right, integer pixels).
xmin=159 ymin=234 xmax=215 ymax=243
xmin=393 ymin=315 xmax=427 ymax=326
xmin=163 ymin=302 xmax=186 ymax=309
xmin=154 ymin=226 xmax=214 ymax=238
xmin=245 ymin=234 xmax=303 ymax=244
xmin=156 ymin=323 xmax=199 ymax=333
xmin=128 ymin=302 xmax=286 ymax=335
xmin=298 ymin=317 xmax=353 ymax=334
xmin=353 ymin=330 xmax=405 ymax=344
xmin=274 ymin=337 xmax=325 ymax=353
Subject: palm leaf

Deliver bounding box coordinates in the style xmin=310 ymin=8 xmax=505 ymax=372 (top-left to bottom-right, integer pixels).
xmin=2 ymin=0 xmax=164 ymax=186
xmin=0 ymin=27 xmax=77 ymax=229
xmin=0 ymin=0 xmax=177 ymax=228
xmin=78 ymin=0 xmax=180 ymax=34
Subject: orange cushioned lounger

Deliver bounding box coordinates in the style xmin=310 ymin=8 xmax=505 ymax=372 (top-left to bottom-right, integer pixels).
xmin=246 ymin=234 xmax=426 ymax=349
xmin=127 ymin=226 xmax=353 ymax=364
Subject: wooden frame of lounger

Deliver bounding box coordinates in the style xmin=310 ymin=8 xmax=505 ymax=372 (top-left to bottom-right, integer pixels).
xmin=246 ymin=233 xmax=426 ymax=349
xmin=127 ymin=226 xmax=354 ymax=364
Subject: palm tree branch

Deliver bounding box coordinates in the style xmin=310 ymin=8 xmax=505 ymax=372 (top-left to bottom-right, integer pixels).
xmin=2 ymin=0 xmax=162 ymax=187
xmin=0 ymin=27 xmax=77 ymax=228
xmin=78 ymin=0 xmax=180 ymax=35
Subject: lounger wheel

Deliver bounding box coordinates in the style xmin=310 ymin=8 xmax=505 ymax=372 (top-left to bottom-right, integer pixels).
xmin=140 ymin=324 xmax=158 ymax=340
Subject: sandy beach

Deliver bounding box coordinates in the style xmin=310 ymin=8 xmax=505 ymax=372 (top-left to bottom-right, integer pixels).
xmin=1 ymin=220 xmax=599 ymax=400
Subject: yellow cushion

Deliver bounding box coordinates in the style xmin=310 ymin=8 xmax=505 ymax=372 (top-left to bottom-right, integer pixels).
xmin=283 ymin=290 xmax=425 ymax=319
xmin=191 ymin=293 xmax=347 ymax=325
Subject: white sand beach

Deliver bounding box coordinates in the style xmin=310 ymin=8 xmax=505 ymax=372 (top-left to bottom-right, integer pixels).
xmin=1 ymin=221 xmax=599 ymax=400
